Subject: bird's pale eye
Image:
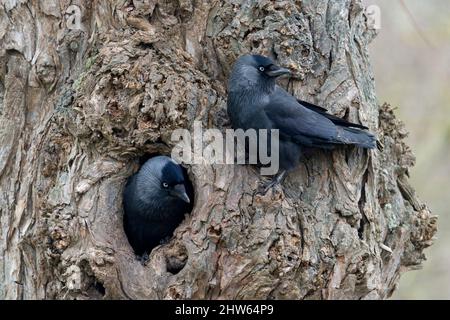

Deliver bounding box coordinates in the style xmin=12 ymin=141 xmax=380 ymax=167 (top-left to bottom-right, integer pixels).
xmin=258 ymin=66 xmax=265 ymax=72
xmin=162 ymin=182 xmax=169 ymax=188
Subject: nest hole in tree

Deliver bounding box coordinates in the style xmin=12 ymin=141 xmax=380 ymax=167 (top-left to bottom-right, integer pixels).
xmin=93 ymin=279 xmax=106 ymax=297
xmin=165 ymin=242 xmax=189 ymax=275
xmin=78 ymin=260 xmax=106 ymax=298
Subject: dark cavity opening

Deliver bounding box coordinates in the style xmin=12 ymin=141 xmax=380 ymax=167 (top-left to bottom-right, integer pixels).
xmin=93 ymin=279 xmax=106 ymax=296
xmin=112 ymin=127 xmax=125 ymax=138
xmin=138 ymin=42 xmax=153 ymax=50
xmin=79 ymin=260 xmax=106 ymax=298
xmin=165 ymin=243 xmax=188 ymax=275
xmin=357 ymin=170 xmax=369 ymax=239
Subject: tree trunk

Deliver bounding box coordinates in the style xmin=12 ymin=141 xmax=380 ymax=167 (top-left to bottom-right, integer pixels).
xmin=0 ymin=0 xmax=437 ymax=300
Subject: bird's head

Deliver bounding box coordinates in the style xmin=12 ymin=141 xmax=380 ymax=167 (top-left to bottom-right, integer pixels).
xmin=138 ymin=156 xmax=191 ymax=204
xmin=229 ymin=54 xmax=291 ymax=92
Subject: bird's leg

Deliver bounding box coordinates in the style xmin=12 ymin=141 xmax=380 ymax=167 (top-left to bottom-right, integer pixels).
xmin=257 ymin=170 xmax=287 ymax=195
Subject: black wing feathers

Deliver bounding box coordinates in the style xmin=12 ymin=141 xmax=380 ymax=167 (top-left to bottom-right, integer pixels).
xmin=296 ymin=99 xmax=369 ymax=130
xmin=263 ymin=89 xmax=375 ymax=149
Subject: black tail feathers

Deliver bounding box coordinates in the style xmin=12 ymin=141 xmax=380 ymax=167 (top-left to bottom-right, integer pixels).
xmin=338 ymin=127 xmax=377 ymax=149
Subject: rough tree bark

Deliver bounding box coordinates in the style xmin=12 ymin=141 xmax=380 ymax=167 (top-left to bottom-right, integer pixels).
xmin=0 ymin=0 xmax=437 ymax=299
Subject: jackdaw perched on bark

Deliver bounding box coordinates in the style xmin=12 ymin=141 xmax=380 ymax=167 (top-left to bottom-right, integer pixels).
xmin=123 ymin=156 xmax=192 ymax=259
xmin=227 ymin=54 xmax=376 ymax=191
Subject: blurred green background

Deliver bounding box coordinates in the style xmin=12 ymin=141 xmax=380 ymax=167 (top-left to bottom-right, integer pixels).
xmin=363 ymin=0 xmax=450 ymax=299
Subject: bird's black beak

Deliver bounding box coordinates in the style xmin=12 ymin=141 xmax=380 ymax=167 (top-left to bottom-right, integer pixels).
xmin=266 ymin=65 xmax=291 ymax=78
xmin=171 ymin=184 xmax=190 ymax=203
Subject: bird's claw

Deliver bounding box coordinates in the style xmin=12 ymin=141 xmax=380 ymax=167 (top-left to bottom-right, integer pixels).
xmin=256 ymin=178 xmax=280 ymax=195
xmin=256 ymin=170 xmax=287 ymax=195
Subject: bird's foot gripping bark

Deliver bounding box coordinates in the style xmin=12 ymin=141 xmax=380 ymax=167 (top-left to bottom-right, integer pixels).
xmin=256 ymin=170 xmax=287 ymax=195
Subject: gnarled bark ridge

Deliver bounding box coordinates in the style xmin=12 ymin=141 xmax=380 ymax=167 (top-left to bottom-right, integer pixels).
xmin=0 ymin=0 xmax=436 ymax=299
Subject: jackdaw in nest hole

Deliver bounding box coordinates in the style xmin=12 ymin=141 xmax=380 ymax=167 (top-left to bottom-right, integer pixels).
xmin=123 ymin=156 xmax=192 ymax=260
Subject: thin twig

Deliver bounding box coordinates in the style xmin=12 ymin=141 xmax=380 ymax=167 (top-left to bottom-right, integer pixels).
xmin=398 ymin=0 xmax=435 ymax=48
